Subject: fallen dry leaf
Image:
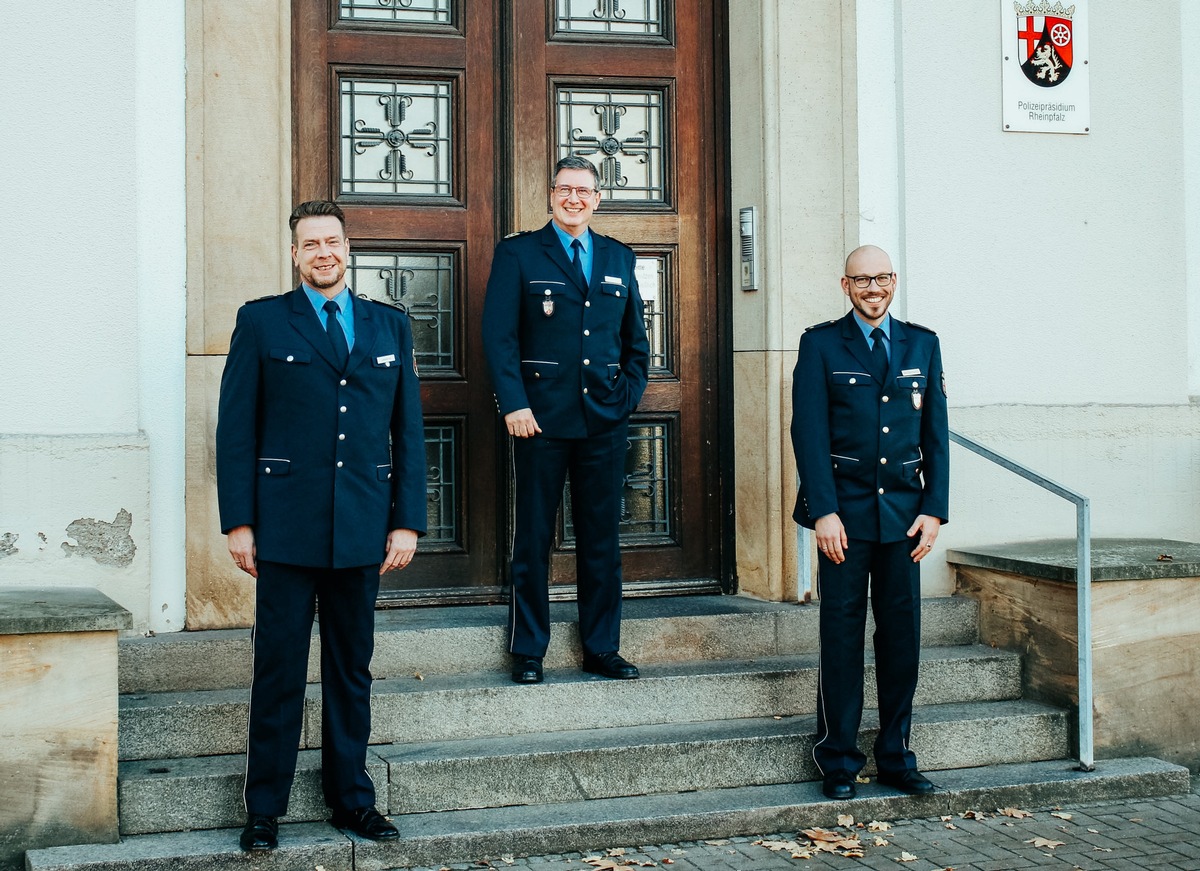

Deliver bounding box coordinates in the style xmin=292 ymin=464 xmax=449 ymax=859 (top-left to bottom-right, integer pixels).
xmin=662 ymin=861 xmax=674 ymax=866
xmin=773 ymin=715 xmax=782 ymax=720
xmin=1026 ymin=837 xmax=1065 ymax=849
xmin=1157 ymin=553 xmax=1173 ymax=561
xmin=999 ymin=807 xmax=1033 ymax=819
xmin=413 ymin=672 xmax=424 ymax=681
xmin=856 ymin=774 xmax=871 ymax=784
xmin=702 ymin=839 xmax=730 ymax=846
xmin=940 ymin=815 xmax=953 ymax=822
xmin=959 ymin=810 xmax=987 ymax=820
xmin=500 ymin=859 xmax=515 ymax=867
xmin=607 ymin=848 xmax=626 ymax=856
xmin=868 ymin=820 xmax=892 ymax=832
xmin=802 ymin=827 xmax=844 ymax=843
xmin=1093 ymin=846 xmax=1113 ymax=853
xmin=1129 ymin=818 xmax=1142 ymax=822
xmin=897 ymin=851 xmax=919 ymax=862
xmin=944 ymin=823 xmax=958 ymax=830
xmin=874 ymin=836 xmax=890 ymax=846
xmin=1087 ymin=828 xmax=1100 ymax=834
xmin=837 ymin=813 xmax=855 ymax=827
xmin=1050 ymin=812 xmax=1073 ymax=820
xmin=582 ymin=858 xmax=621 ymax=870
xmin=841 ymin=849 xmax=865 ymax=858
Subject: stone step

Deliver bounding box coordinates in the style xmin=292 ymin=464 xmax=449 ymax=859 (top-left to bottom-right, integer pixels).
xmin=29 ymin=757 xmax=1190 ymax=871
xmin=118 ymin=699 xmax=1067 ymax=835
xmin=118 ymin=595 xmax=980 ymax=693
xmin=117 ymin=644 xmax=1019 ymax=761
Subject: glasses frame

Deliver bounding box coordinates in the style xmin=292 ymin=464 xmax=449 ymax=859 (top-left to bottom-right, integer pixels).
xmin=845 ymin=273 xmax=895 ymax=289
xmin=551 ymin=184 xmax=599 ymax=200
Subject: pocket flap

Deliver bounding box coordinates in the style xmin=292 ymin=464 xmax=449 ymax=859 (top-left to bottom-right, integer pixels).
xmin=831 ymin=371 xmax=872 ymax=386
xmin=257 ymin=458 xmax=290 ymax=475
xmin=528 ymin=281 xmax=567 ymax=296
xmin=896 ymin=374 xmax=927 ymax=389
xmin=371 ymin=351 xmax=400 ymax=368
xmin=520 ymin=360 xmax=559 ymax=379
xmin=376 ymin=464 xmax=392 ymax=481
xmin=270 ymin=349 xmax=311 ymax=364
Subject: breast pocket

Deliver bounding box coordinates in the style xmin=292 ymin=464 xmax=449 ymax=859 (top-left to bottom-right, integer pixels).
xmin=521 ymin=360 xmax=559 ymax=380
xmin=599 ymin=280 xmax=628 ymax=299
xmin=831 ymin=370 xmax=873 ymax=388
xmin=896 ymin=374 xmax=928 ymax=408
xmin=269 ymin=349 xmax=311 ymax=365
xmin=370 ymin=350 xmax=401 ymax=370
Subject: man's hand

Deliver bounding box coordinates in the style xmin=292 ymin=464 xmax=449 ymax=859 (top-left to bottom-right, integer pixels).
xmin=815 ymin=513 xmax=848 ymax=564
xmin=504 ymin=408 xmax=542 ymax=438
xmin=381 ymin=528 xmax=418 ymax=574
xmin=227 ymin=525 xmax=258 ymax=578
xmin=907 ymin=515 xmax=942 ymax=562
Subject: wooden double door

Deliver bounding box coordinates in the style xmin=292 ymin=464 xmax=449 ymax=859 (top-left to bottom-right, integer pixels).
xmin=293 ymin=0 xmax=727 ymax=603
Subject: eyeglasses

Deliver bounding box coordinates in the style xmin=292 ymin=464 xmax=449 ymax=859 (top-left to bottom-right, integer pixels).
xmin=552 ymin=185 xmax=598 ymax=200
xmin=846 ymin=273 xmax=894 ymax=288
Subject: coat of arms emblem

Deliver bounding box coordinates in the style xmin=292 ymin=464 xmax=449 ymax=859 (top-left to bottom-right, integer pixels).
xmin=1014 ymin=1 xmax=1075 ymax=88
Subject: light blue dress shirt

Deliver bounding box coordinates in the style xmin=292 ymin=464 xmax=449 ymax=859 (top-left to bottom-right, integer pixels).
xmin=303 ymin=284 xmax=355 ymax=352
xmin=852 ymin=310 xmax=891 ymax=362
xmin=552 ymin=223 xmax=593 ymax=284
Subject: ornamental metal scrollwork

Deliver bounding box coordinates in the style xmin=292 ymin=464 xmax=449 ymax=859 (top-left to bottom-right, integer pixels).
xmin=352 ymin=94 xmax=441 ymax=182
xmin=558 ymin=87 xmax=664 ymax=202
xmin=569 ymin=102 xmax=652 ymax=193
xmin=592 ymin=0 xmax=626 ymax=21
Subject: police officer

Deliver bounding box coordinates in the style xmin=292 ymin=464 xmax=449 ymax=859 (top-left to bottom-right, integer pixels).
xmin=216 ymin=201 xmax=426 ymax=850
xmin=790 ymin=245 xmax=949 ymax=800
xmin=483 ymin=155 xmax=650 ymax=684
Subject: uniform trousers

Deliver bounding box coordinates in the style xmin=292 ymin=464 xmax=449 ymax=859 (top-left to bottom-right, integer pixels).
xmin=813 ymin=537 xmax=921 ymax=777
xmin=508 ymin=423 xmax=629 ymax=659
xmin=244 ymin=560 xmax=380 ymax=817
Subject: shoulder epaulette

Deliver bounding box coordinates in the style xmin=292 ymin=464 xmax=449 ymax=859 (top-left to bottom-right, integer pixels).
xmin=245 ymin=294 xmax=278 ymax=304
xmin=504 ymin=230 xmax=533 ymax=239
xmin=804 ymin=319 xmax=839 ymax=332
xmin=358 ymin=294 xmax=407 ymax=314
xmin=904 ymin=320 xmax=937 ymax=334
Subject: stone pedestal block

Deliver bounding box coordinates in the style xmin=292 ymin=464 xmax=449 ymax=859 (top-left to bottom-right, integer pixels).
xmin=0 ymin=587 xmax=131 ymax=871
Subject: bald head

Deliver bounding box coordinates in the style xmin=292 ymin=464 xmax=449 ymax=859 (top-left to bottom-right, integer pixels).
xmin=844 ymin=245 xmax=892 ymax=275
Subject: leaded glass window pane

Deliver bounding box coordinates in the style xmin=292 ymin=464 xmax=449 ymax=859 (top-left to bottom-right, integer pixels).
xmin=554 ymin=0 xmax=664 ymax=37
xmin=348 ymin=249 xmax=456 ymax=373
xmin=560 ymin=420 xmax=674 ymax=546
xmin=424 ymin=423 xmax=459 ymax=548
xmin=557 ymin=86 xmax=666 ymax=204
xmin=339 ymin=0 xmax=453 ymax=25
xmin=340 ymin=77 xmax=453 ymax=198
xmin=634 ymin=253 xmax=671 ymax=373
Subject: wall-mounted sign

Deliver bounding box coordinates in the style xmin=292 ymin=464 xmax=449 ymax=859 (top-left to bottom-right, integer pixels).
xmin=1001 ymin=1 xmax=1090 ymax=134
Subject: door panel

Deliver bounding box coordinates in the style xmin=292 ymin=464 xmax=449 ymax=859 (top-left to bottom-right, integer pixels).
xmin=293 ymin=0 xmax=724 ymax=600
xmin=507 ymin=0 xmax=721 ymax=591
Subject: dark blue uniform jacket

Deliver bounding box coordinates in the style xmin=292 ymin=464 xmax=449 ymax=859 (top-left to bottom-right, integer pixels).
xmin=791 ymin=312 xmax=949 ymax=543
xmin=216 ymin=288 xmax=427 ymax=568
xmin=482 ymin=222 xmax=650 ymax=439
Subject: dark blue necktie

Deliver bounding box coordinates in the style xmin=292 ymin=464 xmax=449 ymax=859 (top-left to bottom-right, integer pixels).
xmin=870 ymin=327 xmax=888 ymax=383
xmin=324 ymin=300 xmax=349 ymax=370
xmin=571 ymin=238 xmax=587 ymax=289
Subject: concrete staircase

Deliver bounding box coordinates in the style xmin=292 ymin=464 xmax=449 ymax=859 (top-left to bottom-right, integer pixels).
xmin=26 ymin=596 xmax=1190 ymax=870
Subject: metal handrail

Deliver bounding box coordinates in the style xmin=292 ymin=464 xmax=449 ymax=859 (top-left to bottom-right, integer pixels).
xmin=950 ymin=428 xmax=1094 ymax=771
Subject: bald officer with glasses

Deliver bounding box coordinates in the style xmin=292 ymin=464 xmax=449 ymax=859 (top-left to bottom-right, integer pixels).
xmin=790 ymin=244 xmax=949 ymax=802
xmin=483 ymin=155 xmax=649 ymax=685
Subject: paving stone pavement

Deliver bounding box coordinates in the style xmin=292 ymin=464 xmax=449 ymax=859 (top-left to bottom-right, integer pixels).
xmin=406 ymin=778 xmax=1200 ymax=871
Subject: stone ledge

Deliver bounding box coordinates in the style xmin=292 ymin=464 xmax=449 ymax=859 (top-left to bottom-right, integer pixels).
xmin=946 ymin=538 xmax=1200 ymax=583
xmin=0 ymin=586 xmax=132 ymax=635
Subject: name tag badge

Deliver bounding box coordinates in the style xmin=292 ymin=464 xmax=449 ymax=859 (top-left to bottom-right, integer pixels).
xmin=901 ymin=368 xmax=922 ymax=377
xmin=604 ymin=276 xmax=622 ymax=284
xmin=376 ymin=354 xmax=396 ymax=367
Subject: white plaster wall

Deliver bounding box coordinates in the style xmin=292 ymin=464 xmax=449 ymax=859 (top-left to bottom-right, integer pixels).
xmin=875 ymin=1 xmax=1198 ymax=593
xmin=0 ymin=3 xmax=186 ymax=632
xmin=1185 ymin=0 xmax=1200 ymax=397
xmin=898 ymin=2 xmax=1187 ymax=407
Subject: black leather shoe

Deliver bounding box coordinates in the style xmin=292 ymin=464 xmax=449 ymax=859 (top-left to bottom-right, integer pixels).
xmin=582 ymin=651 xmax=639 ymax=680
xmin=511 ymin=656 xmax=544 ymax=684
xmin=876 ymin=769 xmax=936 ymax=795
xmin=331 ymin=806 xmax=400 ymax=840
xmin=821 ymin=770 xmax=857 ymax=800
xmin=239 ymin=814 xmax=278 ymax=851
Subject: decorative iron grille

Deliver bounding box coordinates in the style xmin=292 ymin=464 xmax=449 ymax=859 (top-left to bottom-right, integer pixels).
xmin=338 ymin=0 xmax=453 ymax=25
xmin=424 ymin=423 xmax=459 ymax=548
xmin=557 ymin=86 xmax=666 ymax=204
xmin=553 ymin=0 xmax=665 ymax=38
xmin=348 ymin=250 xmax=456 ymax=373
xmin=340 ymin=77 xmax=453 ymax=197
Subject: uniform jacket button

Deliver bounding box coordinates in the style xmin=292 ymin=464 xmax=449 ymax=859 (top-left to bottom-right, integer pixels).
xmin=336 ymin=461 xmax=343 ymax=468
